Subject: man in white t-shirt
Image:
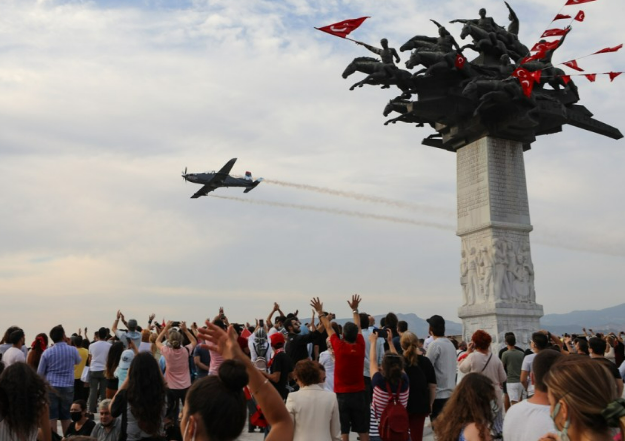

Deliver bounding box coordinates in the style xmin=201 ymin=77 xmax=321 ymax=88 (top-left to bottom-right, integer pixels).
xmin=520 ymin=332 xmax=548 ymax=397
xmin=425 ymin=315 xmax=457 ymax=420
xmin=2 ymin=329 xmax=26 ymax=367
xmin=88 ymin=327 xmax=112 ymax=413
xmin=503 ymin=349 xmax=562 ymax=441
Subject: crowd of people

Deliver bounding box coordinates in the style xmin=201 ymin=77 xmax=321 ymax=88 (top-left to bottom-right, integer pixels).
xmin=1 ymin=297 xmax=625 ymax=441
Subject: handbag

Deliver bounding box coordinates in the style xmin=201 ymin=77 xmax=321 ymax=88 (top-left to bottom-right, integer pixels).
xmin=80 ymin=366 xmax=90 ymax=383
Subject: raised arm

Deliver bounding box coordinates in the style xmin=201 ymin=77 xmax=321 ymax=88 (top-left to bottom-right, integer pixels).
xmin=369 ymin=332 xmax=380 ymax=376
xmin=155 ymin=321 xmax=171 ymax=350
xmin=112 ymin=310 xmax=123 ymax=334
xmin=266 ymin=302 xmax=280 ymax=329
xmin=181 ymin=321 xmax=197 ymax=350
xmin=311 ymin=297 xmax=334 ymax=337
xmin=346 ymin=294 xmax=362 ymax=334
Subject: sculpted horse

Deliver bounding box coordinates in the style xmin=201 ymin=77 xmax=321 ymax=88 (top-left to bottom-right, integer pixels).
xmin=382 ymin=98 xmax=425 ymax=126
xmin=400 ymin=35 xmax=439 ymax=52
xmin=460 ymin=23 xmax=508 ymax=56
xmin=343 ymin=57 xmax=414 ymax=96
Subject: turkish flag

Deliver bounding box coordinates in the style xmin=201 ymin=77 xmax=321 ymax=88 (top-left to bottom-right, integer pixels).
xmin=574 ymin=11 xmax=585 ymax=22
xmin=315 ymin=17 xmax=369 ymax=38
xmin=512 ymin=68 xmax=535 ymax=97
xmin=608 ymin=72 xmax=622 ymax=82
xmin=530 ymin=70 xmax=542 ymax=83
xmin=521 ymin=50 xmax=547 ymax=64
xmin=585 ymin=74 xmax=596 ymax=82
xmin=455 ymin=54 xmax=467 ymax=70
xmin=561 ymin=75 xmax=572 ymax=84
xmin=541 ymin=28 xmax=568 ymax=37
xmin=563 ymin=60 xmax=584 ymax=71
xmin=531 ymin=40 xmax=560 ymax=52
xmin=554 ymin=14 xmax=571 ymax=20
xmin=565 ymin=0 xmax=596 ymax=5
xmin=593 ymin=44 xmax=623 ymax=54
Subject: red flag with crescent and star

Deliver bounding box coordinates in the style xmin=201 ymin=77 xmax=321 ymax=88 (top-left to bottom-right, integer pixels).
xmin=542 ymin=28 xmax=569 ymax=38
xmin=585 ymin=74 xmax=597 ymax=82
xmin=574 ymin=11 xmax=586 ymax=22
xmin=455 ymin=54 xmax=467 ymax=70
xmin=531 ymin=40 xmax=561 ymax=53
xmin=561 ymin=75 xmax=572 ymax=84
xmin=512 ymin=68 xmax=536 ymax=97
xmin=565 ymin=0 xmax=596 ymax=5
xmin=608 ymin=72 xmax=622 ymax=82
xmin=315 ymin=17 xmax=369 ymax=38
xmin=563 ymin=60 xmax=584 ymax=71
xmin=593 ymin=44 xmax=623 ymax=54
xmin=553 ymin=14 xmax=572 ymax=20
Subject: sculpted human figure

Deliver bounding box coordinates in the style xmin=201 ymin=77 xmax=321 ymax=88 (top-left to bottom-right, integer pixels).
xmin=478 ymin=245 xmax=494 ymax=302
xmin=467 ymin=247 xmax=480 ymax=304
xmin=357 ymin=38 xmax=400 ymax=85
xmin=460 ymin=250 xmax=469 ymax=305
xmin=504 ymin=1 xmax=519 ymax=36
xmin=521 ymin=244 xmax=535 ymax=302
xmin=451 ymin=8 xmax=503 ymax=34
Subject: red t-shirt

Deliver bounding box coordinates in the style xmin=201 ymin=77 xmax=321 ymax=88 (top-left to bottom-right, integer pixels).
xmin=331 ymin=333 xmax=365 ymax=393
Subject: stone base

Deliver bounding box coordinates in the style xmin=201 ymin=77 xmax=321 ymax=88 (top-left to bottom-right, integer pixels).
xmin=458 ymin=302 xmax=544 ymax=350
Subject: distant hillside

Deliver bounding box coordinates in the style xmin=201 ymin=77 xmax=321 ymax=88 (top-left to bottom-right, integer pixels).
xmin=541 ymin=303 xmax=625 ymax=334
xmin=336 ymin=312 xmax=462 ymax=338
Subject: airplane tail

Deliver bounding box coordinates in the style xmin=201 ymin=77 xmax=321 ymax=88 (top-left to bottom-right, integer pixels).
xmin=243 ymin=178 xmax=263 ymax=193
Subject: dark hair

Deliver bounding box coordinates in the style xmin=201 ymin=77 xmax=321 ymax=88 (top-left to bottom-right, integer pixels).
xmin=381 ymin=353 xmax=404 ymax=387
xmin=127 ymin=353 xmax=167 ymax=436
xmin=185 ymin=359 xmax=248 ymax=441
xmin=105 ymin=342 xmax=124 ymax=378
xmin=294 ymin=360 xmax=321 ymax=386
xmin=275 ymin=316 xmax=286 ymax=324
xmin=8 ymin=329 xmax=24 ymax=345
xmin=588 ymin=337 xmax=606 ymax=356
xmin=505 ymin=334 xmax=516 ymax=346
xmin=429 ymin=322 xmax=445 ymax=337
xmin=343 ymin=322 xmax=358 ymax=344
xmin=531 ymin=332 xmax=548 ymax=350
xmin=0 ymin=326 xmax=20 ymax=344
xmin=70 ymin=335 xmax=83 ymax=347
xmin=397 ymin=321 xmax=408 ymax=333
xmin=385 ymin=313 xmax=398 ymax=331
xmin=98 ymin=328 xmax=108 ymax=340
xmin=359 ymin=313 xmax=369 ymax=330
xmin=212 ymin=319 xmax=226 ymax=330
xmin=432 ymin=373 xmax=496 ymax=441
xmin=0 ymin=362 xmax=50 ymax=440
xmin=471 ymin=330 xmax=492 ymax=351
xmin=532 ymin=349 xmax=563 ymax=393
xmin=380 ymin=317 xmax=386 ymax=328
xmin=575 ymin=338 xmax=589 ymax=355
xmin=72 ymin=399 xmax=87 ymax=411
xmin=50 ymin=325 xmax=65 ymax=343
xmin=284 ymin=318 xmax=297 ymax=333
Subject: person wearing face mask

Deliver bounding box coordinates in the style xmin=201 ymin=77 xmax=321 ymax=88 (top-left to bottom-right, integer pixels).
xmin=539 ymin=355 xmax=625 ymax=441
xmin=63 ymin=400 xmax=95 ymax=439
xmin=90 ymin=399 xmax=121 ymax=441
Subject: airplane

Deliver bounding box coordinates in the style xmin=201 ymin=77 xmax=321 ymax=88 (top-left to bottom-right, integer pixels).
xmin=181 ymin=158 xmax=263 ymax=198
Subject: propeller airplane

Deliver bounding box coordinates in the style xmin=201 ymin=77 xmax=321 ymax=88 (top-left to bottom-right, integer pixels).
xmin=182 ymin=158 xmax=263 ymax=198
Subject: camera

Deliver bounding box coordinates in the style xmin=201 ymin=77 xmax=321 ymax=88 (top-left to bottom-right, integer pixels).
xmin=171 ymin=321 xmax=181 ymax=328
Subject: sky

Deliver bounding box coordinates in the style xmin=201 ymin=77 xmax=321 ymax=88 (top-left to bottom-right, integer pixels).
xmin=0 ymin=0 xmax=623 ymax=342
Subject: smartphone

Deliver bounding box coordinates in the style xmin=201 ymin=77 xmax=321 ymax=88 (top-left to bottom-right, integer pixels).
xmin=172 ymin=321 xmax=181 ymax=327
xmin=259 ymin=319 xmax=264 ymax=328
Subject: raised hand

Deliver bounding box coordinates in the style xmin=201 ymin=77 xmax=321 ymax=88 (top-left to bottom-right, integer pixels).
xmin=347 ymin=294 xmax=362 ymax=310
xmin=310 ymin=297 xmax=323 ymax=314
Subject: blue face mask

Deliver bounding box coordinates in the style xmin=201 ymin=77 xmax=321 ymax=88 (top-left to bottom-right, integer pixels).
xmin=550 ymin=401 xmax=571 ymax=441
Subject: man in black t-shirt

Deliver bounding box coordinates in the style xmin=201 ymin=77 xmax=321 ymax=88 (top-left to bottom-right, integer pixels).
xmin=265 ymin=333 xmax=293 ymax=400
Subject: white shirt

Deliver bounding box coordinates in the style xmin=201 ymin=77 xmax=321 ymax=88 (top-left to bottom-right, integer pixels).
xmin=425 ymin=337 xmax=458 ymax=399
xmin=89 ymin=340 xmax=112 ymax=371
xmin=318 ymin=351 xmax=335 ymax=392
xmin=502 ymin=400 xmax=555 ymax=441
xmin=521 ymin=353 xmax=536 ymax=396
xmin=1 ymin=347 xmax=25 ymax=367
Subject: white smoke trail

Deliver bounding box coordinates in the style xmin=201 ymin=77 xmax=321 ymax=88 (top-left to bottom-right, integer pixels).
xmin=209 ymin=195 xmax=455 ymax=231
xmin=264 ymin=179 xmax=454 ymax=217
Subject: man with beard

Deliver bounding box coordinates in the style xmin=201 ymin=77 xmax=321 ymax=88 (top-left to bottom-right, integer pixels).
xmin=284 ymin=317 xmax=321 ymax=366
xmin=91 ymin=399 xmax=121 ymax=441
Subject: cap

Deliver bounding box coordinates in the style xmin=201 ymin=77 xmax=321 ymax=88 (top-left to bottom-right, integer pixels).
xmin=426 ymin=315 xmax=445 ymax=328
xmin=270 ymin=333 xmax=285 ymax=347
xmin=118 ymin=349 xmax=135 ymax=370
xmin=127 ymin=319 xmax=138 ymax=329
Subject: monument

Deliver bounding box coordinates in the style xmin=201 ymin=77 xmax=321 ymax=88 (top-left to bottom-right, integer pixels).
xmin=331 ymin=6 xmax=622 ymax=347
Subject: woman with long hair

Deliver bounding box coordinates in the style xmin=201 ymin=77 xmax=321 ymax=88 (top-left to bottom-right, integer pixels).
xmin=27 ymin=333 xmax=49 ymax=371
xmin=0 ymin=362 xmax=51 ymax=441
xmin=64 ymin=399 xmax=96 ymax=438
xmin=433 ymin=373 xmax=497 ymax=441
xmin=184 ymin=320 xmax=293 ymax=441
xmin=539 ymin=355 xmax=625 ymax=441
xmin=105 ymin=341 xmax=124 ymax=399
xmin=111 ymin=352 xmax=169 ymax=441
xmin=400 ymin=331 xmax=436 ymax=441
xmin=368 ymin=332 xmax=409 ymax=441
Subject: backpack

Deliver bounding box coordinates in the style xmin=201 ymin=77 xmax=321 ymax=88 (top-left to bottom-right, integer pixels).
xmin=377 ymin=379 xmax=409 ymax=441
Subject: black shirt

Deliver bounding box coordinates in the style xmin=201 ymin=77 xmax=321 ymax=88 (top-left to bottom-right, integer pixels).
xmin=65 ymin=419 xmax=96 ymax=438
xmin=285 ymin=331 xmax=319 ymax=365
xmin=404 ymin=354 xmax=437 ymax=415
xmin=270 ymin=352 xmax=293 ymax=399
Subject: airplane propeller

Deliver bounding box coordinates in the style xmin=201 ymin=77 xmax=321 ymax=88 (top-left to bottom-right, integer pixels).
xmin=182 ymin=167 xmax=187 ymax=182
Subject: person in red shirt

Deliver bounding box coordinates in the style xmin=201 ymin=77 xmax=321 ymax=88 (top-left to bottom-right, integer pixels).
xmin=311 ymin=294 xmax=369 ymax=441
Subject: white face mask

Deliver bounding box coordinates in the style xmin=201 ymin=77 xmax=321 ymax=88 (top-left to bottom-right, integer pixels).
xmin=550 ymin=401 xmax=570 ymax=441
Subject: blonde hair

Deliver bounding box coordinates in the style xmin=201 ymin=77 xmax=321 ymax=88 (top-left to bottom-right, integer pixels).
xmin=544 ymin=355 xmax=625 ymax=438
xmin=168 ymin=329 xmax=183 ymax=349
xmin=400 ymin=331 xmax=419 ymax=367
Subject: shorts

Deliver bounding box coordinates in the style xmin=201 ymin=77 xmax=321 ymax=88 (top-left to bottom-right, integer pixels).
xmin=507 ymin=382 xmax=525 ymax=402
xmin=49 ymin=386 xmax=74 ymax=420
xmin=337 ymin=391 xmax=370 ymax=434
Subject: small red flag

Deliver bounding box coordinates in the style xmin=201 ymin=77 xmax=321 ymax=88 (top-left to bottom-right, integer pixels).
xmin=542 ymin=28 xmax=568 ymax=37
xmin=608 ymin=72 xmax=622 ymax=82
xmin=512 ymin=68 xmax=535 ymax=97
xmin=455 ymin=54 xmax=467 ymax=70
xmin=593 ymin=44 xmax=623 ymax=54
xmin=574 ymin=10 xmax=585 ymax=22
xmin=554 ymin=14 xmax=571 ymax=20
xmin=585 ymin=74 xmax=596 ymax=82
xmin=561 ymin=75 xmax=572 ymax=84
xmin=565 ymin=0 xmax=596 ymax=5
xmin=315 ymin=17 xmax=369 ymax=38
xmin=563 ymin=60 xmax=584 ymax=71
xmin=531 ymin=40 xmax=560 ymax=52
xmin=530 ymin=70 xmax=542 ymax=83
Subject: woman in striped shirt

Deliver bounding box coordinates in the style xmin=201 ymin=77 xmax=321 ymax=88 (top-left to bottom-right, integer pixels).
xmin=368 ymin=332 xmax=409 ymax=441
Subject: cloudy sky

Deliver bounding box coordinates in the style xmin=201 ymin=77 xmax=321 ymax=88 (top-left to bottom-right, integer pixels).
xmin=1 ymin=0 xmax=623 ymax=341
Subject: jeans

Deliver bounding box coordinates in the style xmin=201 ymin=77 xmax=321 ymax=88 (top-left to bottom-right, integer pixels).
xmin=88 ymin=370 xmax=107 ymax=413
xmin=49 ymin=386 xmax=74 ymax=420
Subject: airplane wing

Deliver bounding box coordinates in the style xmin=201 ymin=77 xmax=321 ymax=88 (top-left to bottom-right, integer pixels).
xmin=190 ymin=185 xmax=217 ymax=198
xmin=211 ymin=158 xmax=237 ymax=184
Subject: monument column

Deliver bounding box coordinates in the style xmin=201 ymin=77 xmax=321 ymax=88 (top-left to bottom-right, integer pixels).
xmin=456 ymin=136 xmax=543 ymax=349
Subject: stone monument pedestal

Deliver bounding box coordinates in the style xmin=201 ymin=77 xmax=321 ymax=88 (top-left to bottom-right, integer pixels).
xmin=456 ymin=136 xmax=543 ymax=349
